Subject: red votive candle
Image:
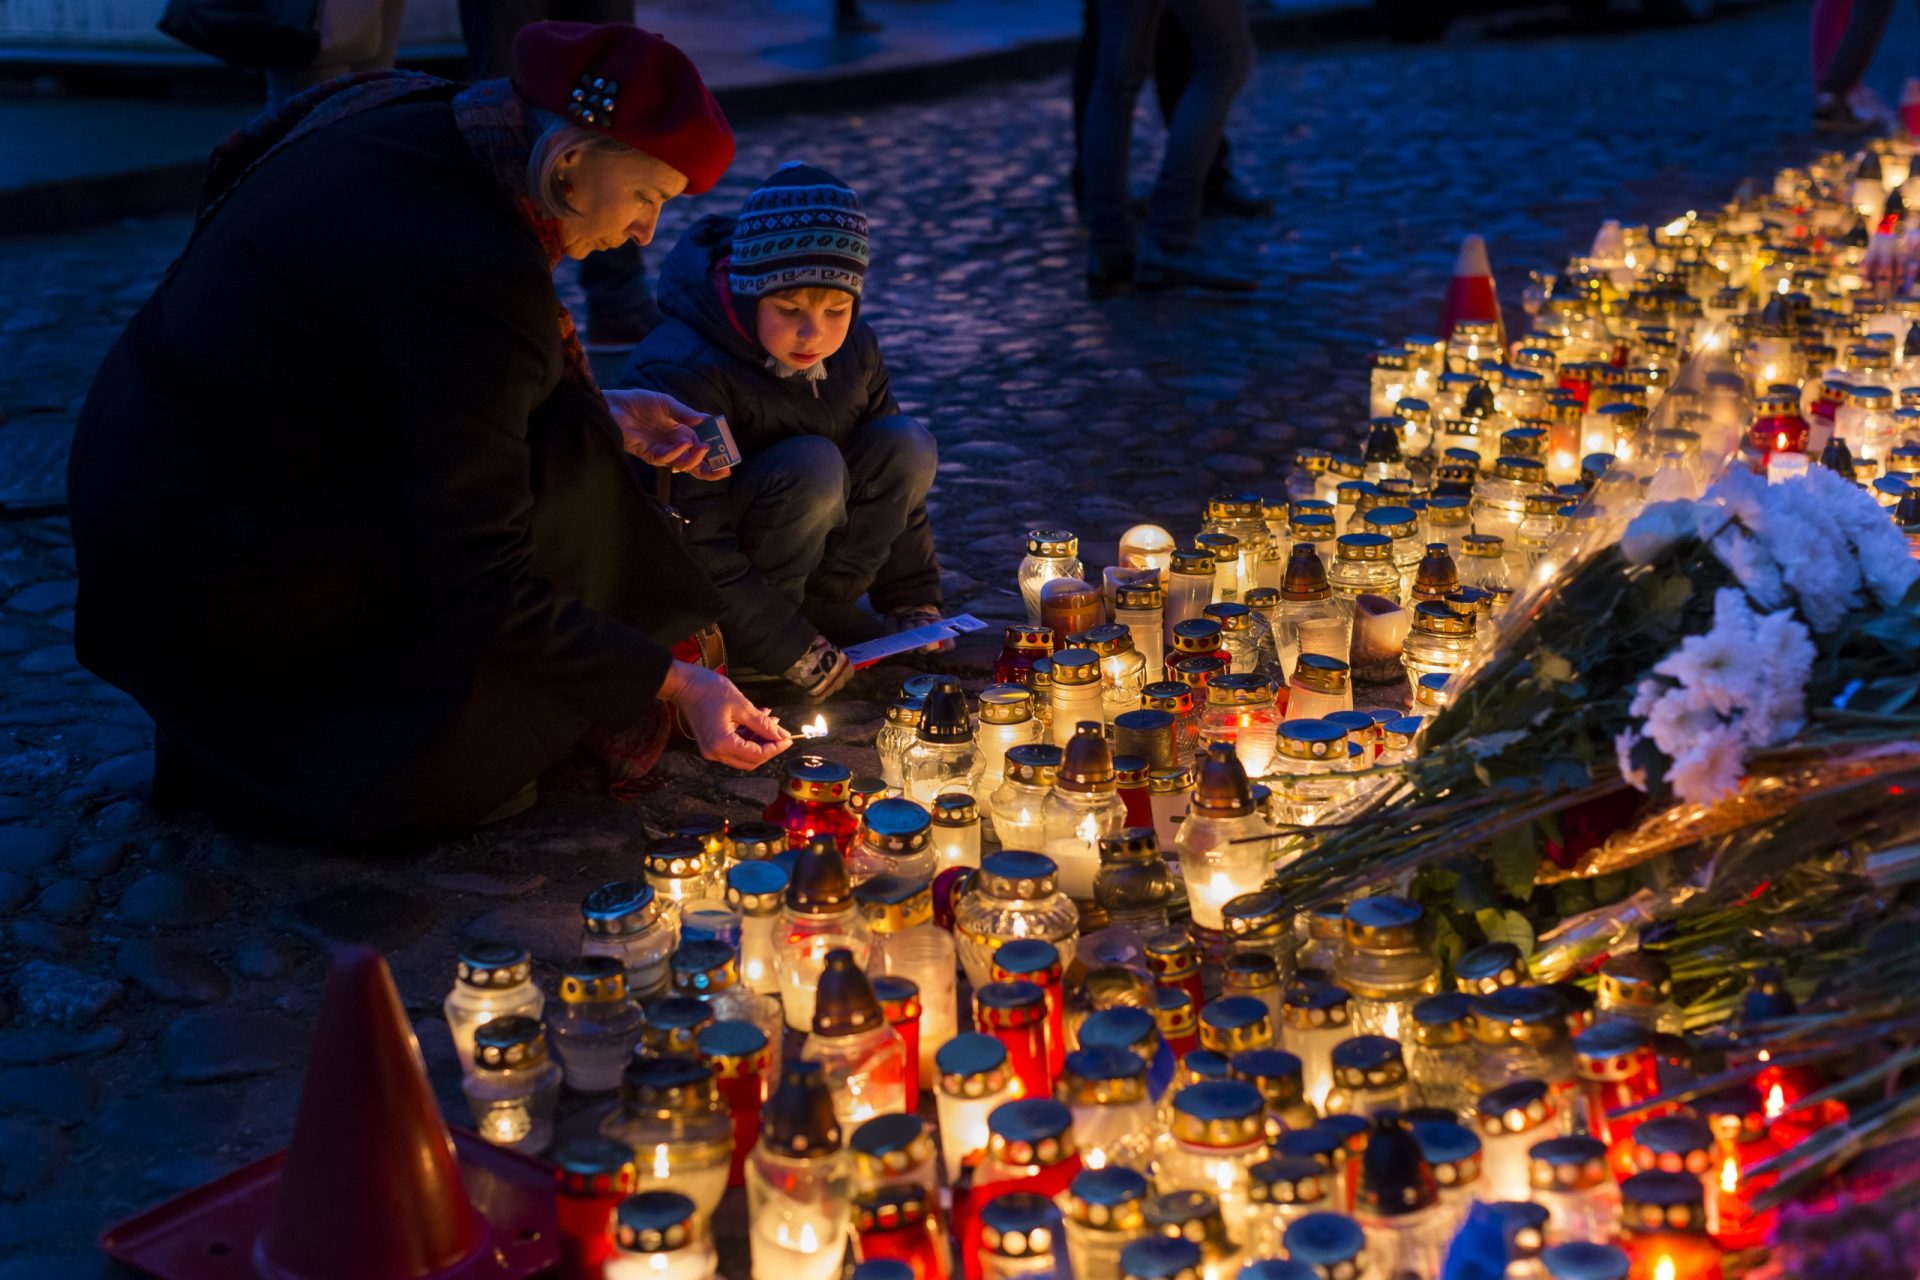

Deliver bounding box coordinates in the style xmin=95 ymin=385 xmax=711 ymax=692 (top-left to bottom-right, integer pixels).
xmin=762 ymin=754 xmax=858 ymax=850
xmin=1154 ymin=987 xmax=1200 ymax=1062
xmin=873 ymin=973 xmax=923 ymax=1114
xmin=989 ymin=939 xmax=1066 ymax=1083
xmin=974 ymin=980 xmax=1052 ymax=1100
xmin=855 ymin=1187 xmax=951 ymax=1280
xmin=1144 ymin=930 xmax=1207 ymax=1015
xmin=553 ymin=1137 xmax=637 ymax=1280
xmin=696 ymin=1019 xmax=770 ymax=1188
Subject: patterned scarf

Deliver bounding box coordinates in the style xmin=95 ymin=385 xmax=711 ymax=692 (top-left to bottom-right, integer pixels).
xmin=182 ymin=69 xmax=595 ymax=391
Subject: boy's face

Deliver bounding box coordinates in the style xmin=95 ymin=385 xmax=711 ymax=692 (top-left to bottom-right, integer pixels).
xmin=755 ymin=290 xmax=854 ymax=370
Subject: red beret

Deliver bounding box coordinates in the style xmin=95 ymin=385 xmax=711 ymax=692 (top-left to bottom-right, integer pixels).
xmin=511 ymin=22 xmax=734 ymax=195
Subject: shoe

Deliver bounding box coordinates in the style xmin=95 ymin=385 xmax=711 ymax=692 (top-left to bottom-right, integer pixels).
xmin=1204 ymin=176 xmax=1275 ymax=220
xmin=1087 ymin=251 xmax=1135 ymax=300
xmin=1813 ymin=92 xmax=1872 ymax=134
xmin=783 ymin=634 xmax=854 ymax=700
xmin=887 ymin=603 xmax=954 ymax=653
xmin=1136 ymin=246 xmax=1257 ymax=293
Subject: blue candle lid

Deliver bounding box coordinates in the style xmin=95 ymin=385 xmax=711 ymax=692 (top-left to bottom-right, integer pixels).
xmin=863 ymin=796 xmax=934 ymax=840
xmin=1062 ymin=1045 xmax=1146 ymax=1084
xmin=1314 ymin=1113 xmax=1370 ymax=1149
xmin=1120 ymin=1237 xmax=1201 ymax=1280
xmin=1273 ymin=1127 xmax=1342 ymax=1166
xmin=935 ymin=1032 xmax=1010 ymax=1094
xmin=1330 ymin=1034 xmax=1401 ymax=1073
xmin=978 ymin=1190 xmax=1059 ymax=1249
xmin=1181 ymin=1050 xmax=1231 ymax=1082
xmin=613 ymin=1191 xmax=699 ymax=1251
xmin=1540 ymin=1243 xmax=1630 ymax=1280
xmin=694 ymin=1019 xmax=767 ymax=1061
xmin=976 ymin=979 xmax=1047 ymax=1012
xmin=1070 ymin=1165 xmax=1150 ymax=1209
xmin=852 ymin=1264 xmax=916 ymax=1280
xmin=993 ymin=938 xmax=1062 ymax=978
xmin=1280 ymin=1212 xmax=1366 ymax=1267
xmin=1487 ymin=1201 xmax=1550 ymax=1256
xmin=1079 ymin=1006 xmax=1158 ymax=1053
xmin=988 ymin=1097 xmax=1073 ymax=1143
xmin=1200 ymin=995 xmax=1269 ymax=1036
xmin=850 ymin=1112 xmax=927 ymax=1162
xmin=1238 ymin=1263 xmax=1316 ymax=1280
xmin=1411 ymin=1117 xmax=1480 ymax=1165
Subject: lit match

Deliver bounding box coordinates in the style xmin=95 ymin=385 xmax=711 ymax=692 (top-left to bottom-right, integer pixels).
xmin=800 ymin=715 xmax=829 ymax=739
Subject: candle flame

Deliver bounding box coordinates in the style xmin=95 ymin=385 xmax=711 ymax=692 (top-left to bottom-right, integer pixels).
xmin=1758 ymin=1048 xmax=1772 ymax=1062
xmin=1776 ymin=431 xmax=1789 ymax=450
xmin=1720 ymin=1154 xmax=1740 ymax=1194
xmin=1766 ymin=1082 xmax=1787 ymax=1120
xmin=1777 ymin=276 xmax=1790 ymax=295
xmin=801 ymin=715 xmax=829 ymax=739
xmin=1654 ymin=1259 xmax=1676 ymax=1280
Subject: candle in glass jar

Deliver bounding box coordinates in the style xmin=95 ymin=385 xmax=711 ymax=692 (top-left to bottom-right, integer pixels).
xmin=977 ymin=979 xmax=1055 ymax=1101
xmin=1617 ymin=1171 xmax=1724 ymax=1280
xmin=1061 ymin=1166 xmax=1149 ymax=1280
xmin=1020 ymin=531 xmax=1083 ymax=624
xmin=1282 ymin=982 xmax=1354 ymax=1114
xmin=553 ymin=1138 xmax=637 ymax=1280
xmin=748 ymin=1061 xmax=856 ymax=1280
xmin=1475 ymin=1079 xmax=1559 ymax=1202
xmin=604 ymin=1191 xmax=718 ymax=1280
xmin=931 ymin=792 xmax=983 ymax=870
xmin=697 ymin=1019 xmax=772 ymax=1188
xmin=853 ymin=1186 xmax=949 ymax=1280
xmin=936 ymin=1033 xmax=1020 ymax=1182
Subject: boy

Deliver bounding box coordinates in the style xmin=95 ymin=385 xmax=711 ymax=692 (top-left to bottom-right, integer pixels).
xmin=620 ymin=163 xmax=943 ymax=699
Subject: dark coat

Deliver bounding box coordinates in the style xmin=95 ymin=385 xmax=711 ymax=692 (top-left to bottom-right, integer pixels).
xmin=617 ymin=215 xmax=901 ymax=455
xmin=67 ymin=98 xmax=721 ymax=840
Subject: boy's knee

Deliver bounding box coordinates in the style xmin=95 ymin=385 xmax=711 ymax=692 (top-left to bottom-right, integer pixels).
xmin=754 ymin=435 xmax=848 ymax=521
xmin=858 ymin=417 xmax=939 ymax=496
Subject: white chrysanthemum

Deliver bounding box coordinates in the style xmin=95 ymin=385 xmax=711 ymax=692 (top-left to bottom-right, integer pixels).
xmin=1664 ymin=727 xmax=1749 ymax=807
xmin=1614 ymin=728 xmax=1649 ymax=790
xmin=1621 ymin=500 xmax=1706 ymax=567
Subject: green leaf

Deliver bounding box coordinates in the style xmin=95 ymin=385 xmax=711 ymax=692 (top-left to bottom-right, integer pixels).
xmin=1475 ymin=907 xmax=1537 ymax=955
xmin=1490 ymin=827 xmax=1541 ymax=902
xmin=1431 ymin=911 xmax=1468 ymax=979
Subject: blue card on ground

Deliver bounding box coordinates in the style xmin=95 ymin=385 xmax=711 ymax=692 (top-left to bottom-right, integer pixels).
xmin=844 ymin=614 xmax=989 ymax=668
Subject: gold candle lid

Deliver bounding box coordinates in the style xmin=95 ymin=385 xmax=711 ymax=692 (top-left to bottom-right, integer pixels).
xmin=1027 ymin=529 xmax=1079 ymax=558
xmin=1335 ymin=533 xmax=1392 ymax=562
xmin=1171 ymin=549 xmax=1215 ymax=577
xmin=1410 ymin=600 xmax=1474 ymax=638
xmin=1051 ymin=648 xmax=1102 ymax=687
xmin=980 ymin=684 xmax=1036 ymax=725
xmin=1291 ymin=654 xmax=1349 ymax=695
xmin=1460 ymin=533 xmax=1505 ymax=558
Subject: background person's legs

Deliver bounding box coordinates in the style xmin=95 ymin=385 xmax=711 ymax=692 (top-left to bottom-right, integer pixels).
xmin=1082 ymin=0 xmax=1168 ymax=275
xmin=1142 ymin=0 xmax=1251 ymax=259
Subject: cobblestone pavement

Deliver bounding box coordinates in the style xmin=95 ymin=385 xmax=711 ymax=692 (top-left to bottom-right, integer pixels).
xmin=0 ymin=2 xmax=1854 ymax=1272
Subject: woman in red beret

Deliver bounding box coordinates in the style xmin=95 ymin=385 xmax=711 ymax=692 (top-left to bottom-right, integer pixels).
xmin=65 ymin=23 xmax=790 ymax=839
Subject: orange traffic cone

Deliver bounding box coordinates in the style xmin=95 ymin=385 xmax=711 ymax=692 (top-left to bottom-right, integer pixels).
xmin=101 ymin=946 xmax=556 ymax=1280
xmin=1435 ymin=233 xmax=1505 ymax=351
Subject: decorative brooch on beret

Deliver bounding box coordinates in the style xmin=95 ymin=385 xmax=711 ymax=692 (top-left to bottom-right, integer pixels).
xmin=567 ymin=73 xmax=621 ymax=127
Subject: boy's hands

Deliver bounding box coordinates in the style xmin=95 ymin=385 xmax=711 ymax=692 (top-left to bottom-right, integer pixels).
xmin=605 ymin=389 xmax=732 ymax=479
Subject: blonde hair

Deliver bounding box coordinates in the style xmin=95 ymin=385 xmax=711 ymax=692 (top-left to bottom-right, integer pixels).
xmin=763 ymin=286 xmax=854 ymax=307
xmin=525 ymin=107 xmax=642 ymax=220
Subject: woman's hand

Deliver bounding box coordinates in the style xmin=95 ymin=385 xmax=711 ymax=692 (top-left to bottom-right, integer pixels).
xmin=659 ymin=660 xmax=792 ymax=770
xmin=605 ymin=389 xmax=730 ymax=478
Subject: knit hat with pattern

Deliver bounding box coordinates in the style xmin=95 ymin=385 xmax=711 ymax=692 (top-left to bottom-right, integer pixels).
xmin=728 ymin=162 xmax=870 ymax=300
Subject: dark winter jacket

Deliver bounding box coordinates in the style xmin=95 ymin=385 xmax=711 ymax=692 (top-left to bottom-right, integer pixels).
xmin=617 ymin=215 xmax=902 ymax=454
xmin=66 ymin=98 xmax=721 ymax=840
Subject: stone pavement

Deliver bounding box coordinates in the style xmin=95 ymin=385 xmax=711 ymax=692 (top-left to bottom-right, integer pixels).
xmin=0 ymin=1 xmax=1869 ymax=1273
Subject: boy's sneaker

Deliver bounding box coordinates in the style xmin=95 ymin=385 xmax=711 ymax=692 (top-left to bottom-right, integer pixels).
xmin=889 ymin=604 xmax=954 ymax=653
xmin=783 ymin=635 xmax=853 ymax=700
xmin=802 ymin=596 xmax=892 ymax=647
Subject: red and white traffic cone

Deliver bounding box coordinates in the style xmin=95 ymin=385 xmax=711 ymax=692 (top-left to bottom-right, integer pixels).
xmin=1902 ymin=77 xmax=1920 ymax=138
xmin=101 ymin=946 xmax=556 ymax=1280
xmin=1436 ymin=233 xmax=1505 ymax=350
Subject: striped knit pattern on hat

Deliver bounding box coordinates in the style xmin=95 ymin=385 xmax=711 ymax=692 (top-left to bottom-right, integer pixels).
xmin=728 ymin=162 xmax=870 ymax=300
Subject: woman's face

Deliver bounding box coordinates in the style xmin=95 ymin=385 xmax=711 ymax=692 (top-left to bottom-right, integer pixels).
xmin=553 ymin=146 xmax=689 ymax=260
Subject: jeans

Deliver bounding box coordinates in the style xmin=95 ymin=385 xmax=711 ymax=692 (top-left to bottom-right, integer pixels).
xmin=1070 ymin=0 xmax=1234 ymax=208
xmin=1081 ymin=0 xmax=1252 ymax=259
xmin=671 ymin=418 xmax=941 ymax=671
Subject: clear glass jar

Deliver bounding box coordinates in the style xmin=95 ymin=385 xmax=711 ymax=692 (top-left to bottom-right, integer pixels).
xmin=1458 ymin=533 xmax=1513 ymax=603
xmin=1402 ymin=600 xmax=1477 ymax=702
xmin=1596 ymin=953 xmax=1686 ymax=1034
xmin=463 ymin=1015 xmax=562 ymax=1155
xmin=1147 ymin=764 xmax=1193 ymax=853
xmin=1120 ymin=523 xmax=1179 ymax=581
xmin=1175 ymin=745 xmax=1275 ymax=935
xmin=1194 ymin=532 xmax=1242 ymax=604
xmin=1839 ymin=384 xmax=1897 ymax=462
xmin=978 ymin=685 xmax=1045 ymax=830
xmin=1290 ymin=449 xmax=1332 ymax=504
xmin=1405 ymin=993 xmax=1476 ymax=1117
xmin=858 ymin=873 xmax=957 ymax=1090
xmin=1059 ymin=1044 xmax=1158 ymax=1172
xmin=1529 ymin=1135 xmax=1620 ymax=1245
xmin=992 ymin=742 xmax=1063 ymax=852
xmin=1475 ymin=455 xmax=1548 ymax=547
xmin=1245 ymin=1156 xmax=1334 ymax=1259
xmin=876 ymin=696 xmax=926 ymax=792
xmin=1204 ymin=493 xmax=1272 ymax=597
xmin=1050 ymin=649 xmax=1107 ymax=748
xmin=726 ymin=859 xmax=789 ymax=998
xmin=1358 ymin=506 xmax=1423 ymax=599
xmin=1273 ymin=547 xmax=1351 ymax=685
xmin=1293 ymin=906 xmax=1345 ymax=982
xmin=603 ymin=1056 xmax=734 ymax=1219
xmin=748 ymin=1062 xmax=855 ymax=1280
xmin=1094 ymin=828 xmax=1176 ymax=935
xmin=1268 ymin=720 xmax=1354 ymax=828
xmin=726 ymin=819 xmax=789 ymax=864
xmin=1143 ymin=682 xmax=1201 ymax=768
xmin=605 ymin=1191 xmax=719 ymax=1280
xmin=1468 ymin=986 xmax=1576 ymax=1093
xmin=1332 ymin=896 xmax=1439 ymax=1041
xmin=670 ymin=939 xmax=783 ymax=1051
xmin=1115 ymin=582 xmax=1168 ymax=683
xmin=1199 ymin=674 xmax=1281 ymax=780
xmin=1155 ymin=1081 xmax=1269 ymax=1243
xmin=1030 ymin=659 xmax=1055 ymax=743
xmin=902 ymin=679 xmax=983 ymax=808
xmin=1079 ymin=623 xmax=1148 ymax=722
xmin=1166 ymin=549 xmax=1217 ymax=642
xmin=1321 ymin=1034 xmax=1416 ymax=1117
xmin=1285 ymin=655 xmax=1352 ymax=723
xmin=1061 ymin=1166 xmax=1149 ymax=1280
xmin=955 ymin=850 xmax=1081 ymax=989
xmin=931 ymin=792 xmax=984 ymax=871
xmin=803 ymin=949 xmax=909 ymax=1126
xmin=1199 ymin=602 xmax=1259 ymax=679
xmin=1044 ymin=723 xmax=1128 ymax=902
xmin=1515 ymin=492 xmax=1566 ymax=575
xmin=846 ymin=797 xmax=940 ymax=886
xmin=581 ymin=880 xmax=679 ymax=1003
xmin=1327 ymin=532 xmax=1400 ymax=610
xmin=548 ymin=956 xmax=647 ymax=1094
xmin=1281 ymin=983 xmax=1353 ymax=1114
xmin=1021 ymin=529 xmax=1084 ymax=625
xmin=644 ymin=835 xmax=719 ymax=914
xmin=979 ymin=1192 xmax=1069 ymax=1280
xmin=776 ymin=836 xmax=873 ymax=1033
xmin=1353 ymin=1116 xmax=1453 ymax=1280
xmin=1474 ymin=1079 xmax=1559 ymax=1201
xmin=444 ymin=941 xmax=543 ymax=1076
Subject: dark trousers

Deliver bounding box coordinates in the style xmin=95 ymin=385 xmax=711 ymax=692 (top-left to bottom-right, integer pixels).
xmin=672 ymin=419 xmax=942 ymax=671
xmin=1070 ymin=0 xmax=1236 ymax=207
xmin=1817 ymin=0 xmax=1908 ymax=95
xmin=459 ymin=0 xmax=652 ymax=321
